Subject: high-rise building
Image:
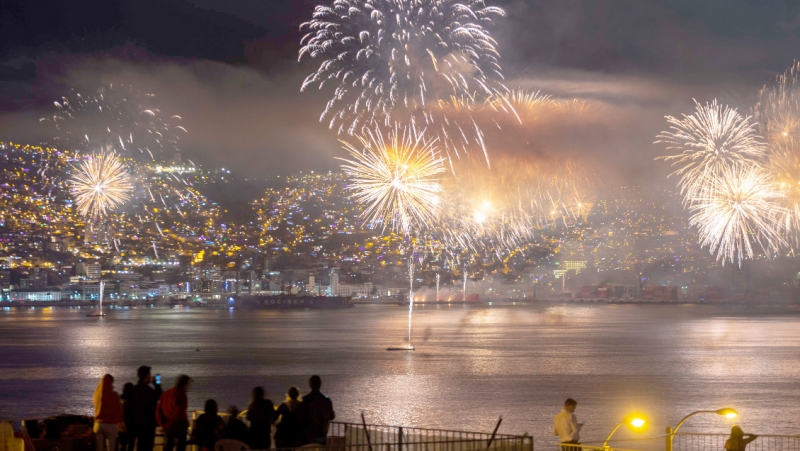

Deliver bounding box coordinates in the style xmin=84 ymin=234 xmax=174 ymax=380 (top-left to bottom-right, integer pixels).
xmin=77 ymin=262 xmax=101 ymax=280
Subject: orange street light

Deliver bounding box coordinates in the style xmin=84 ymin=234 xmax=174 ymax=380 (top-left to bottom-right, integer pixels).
xmin=666 ymin=408 xmax=738 ymax=451
xmin=603 ymin=414 xmax=647 ymax=447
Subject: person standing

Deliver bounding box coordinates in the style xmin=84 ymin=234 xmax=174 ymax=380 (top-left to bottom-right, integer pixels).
xmin=128 ymin=366 xmax=162 ymax=451
xmin=297 ymin=375 xmax=335 ymax=446
xmin=118 ymin=383 xmax=135 ymax=451
xmin=725 ymin=425 xmax=758 ymax=451
xmin=193 ymin=399 xmax=224 ymax=451
xmin=157 ymin=375 xmax=192 ymax=451
xmin=93 ymin=374 xmax=124 ymax=451
xmin=246 ymin=387 xmax=275 ymax=450
xmin=553 ymin=398 xmax=583 ymax=451
xmin=274 ymin=387 xmax=302 ymax=449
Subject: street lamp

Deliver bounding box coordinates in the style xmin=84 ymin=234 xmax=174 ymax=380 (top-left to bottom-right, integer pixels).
xmin=603 ymin=414 xmax=647 ymax=447
xmin=666 ymin=408 xmax=738 ymax=451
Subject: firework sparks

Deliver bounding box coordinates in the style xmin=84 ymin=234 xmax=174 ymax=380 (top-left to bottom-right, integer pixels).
xmin=689 ymin=164 xmax=786 ymax=267
xmin=69 ymin=150 xmax=133 ymax=220
xmin=338 ymin=126 xmax=446 ymax=235
xmin=756 ymin=62 xmax=800 ymax=244
xmin=427 ymin=156 xmax=596 ymax=260
xmin=657 ymin=99 xmax=766 ymax=203
xmin=299 ymin=0 xmax=508 ymax=165
xmin=41 ymin=84 xmax=197 ymax=227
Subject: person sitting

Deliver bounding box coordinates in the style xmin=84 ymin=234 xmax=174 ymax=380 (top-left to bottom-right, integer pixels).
xmin=221 ymin=406 xmax=249 ymax=444
xmin=193 ymin=399 xmax=225 ymax=451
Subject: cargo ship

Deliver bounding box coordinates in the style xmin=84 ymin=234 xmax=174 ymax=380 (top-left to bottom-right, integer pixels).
xmin=234 ymin=295 xmax=351 ymax=309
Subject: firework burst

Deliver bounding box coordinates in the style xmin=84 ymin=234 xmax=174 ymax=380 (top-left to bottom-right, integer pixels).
xmin=41 ymin=84 xmax=202 ymax=233
xmin=299 ymin=0 xmax=508 ymax=165
xmin=756 ymin=62 xmax=800 ymax=244
xmin=69 ymin=150 xmax=133 ymax=220
xmin=656 ymin=99 xmax=766 ymax=203
xmin=338 ymin=126 xmax=446 ymax=235
xmin=689 ymin=164 xmax=785 ymax=267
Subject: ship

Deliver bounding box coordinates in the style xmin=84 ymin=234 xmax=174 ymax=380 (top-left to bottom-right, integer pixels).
xmin=234 ymin=295 xmax=352 ymax=309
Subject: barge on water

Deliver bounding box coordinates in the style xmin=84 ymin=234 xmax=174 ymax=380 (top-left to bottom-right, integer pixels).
xmin=234 ymin=295 xmax=352 ymax=309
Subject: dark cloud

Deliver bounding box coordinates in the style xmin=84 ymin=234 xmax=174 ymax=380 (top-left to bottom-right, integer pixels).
xmin=0 ymin=54 xmax=341 ymax=177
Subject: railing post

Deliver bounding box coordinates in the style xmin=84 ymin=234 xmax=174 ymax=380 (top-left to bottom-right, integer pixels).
xmin=361 ymin=412 xmax=374 ymax=451
xmin=399 ymin=426 xmax=403 ymax=451
xmin=487 ymin=416 xmax=502 ymax=449
xmin=665 ymin=426 xmax=673 ymax=451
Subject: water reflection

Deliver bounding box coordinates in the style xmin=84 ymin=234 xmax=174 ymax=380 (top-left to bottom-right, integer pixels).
xmin=1 ymin=305 xmax=799 ymax=448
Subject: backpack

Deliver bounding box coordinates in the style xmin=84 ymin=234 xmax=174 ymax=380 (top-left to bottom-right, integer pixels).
xmin=725 ymin=438 xmax=739 ymax=451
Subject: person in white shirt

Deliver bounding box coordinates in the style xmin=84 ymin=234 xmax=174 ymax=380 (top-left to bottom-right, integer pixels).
xmin=553 ymin=398 xmax=583 ymax=450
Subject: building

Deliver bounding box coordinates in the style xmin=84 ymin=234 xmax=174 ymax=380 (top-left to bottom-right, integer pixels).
xmin=328 ymin=272 xmax=373 ymax=297
xmin=561 ymin=260 xmax=588 ymax=273
xmin=76 ymin=262 xmax=101 ymax=280
xmin=9 ymin=290 xmax=62 ymax=302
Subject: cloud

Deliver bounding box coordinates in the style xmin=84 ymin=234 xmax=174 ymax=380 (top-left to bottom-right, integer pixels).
xmin=0 ymin=53 xmax=343 ymax=177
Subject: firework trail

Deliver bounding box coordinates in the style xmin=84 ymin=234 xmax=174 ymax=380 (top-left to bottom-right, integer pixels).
xmin=689 ymin=164 xmax=785 ymax=267
xmin=338 ymin=126 xmax=446 ymax=235
xmin=69 ymin=150 xmax=133 ymax=220
xmin=656 ymin=99 xmax=766 ymax=203
xmin=300 ymin=0 xmax=509 ymax=166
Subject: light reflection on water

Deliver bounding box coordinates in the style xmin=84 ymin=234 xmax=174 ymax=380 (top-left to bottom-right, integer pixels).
xmin=1 ymin=304 xmax=799 ymax=448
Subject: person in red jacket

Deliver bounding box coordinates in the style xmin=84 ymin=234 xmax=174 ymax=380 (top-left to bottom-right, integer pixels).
xmin=93 ymin=374 xmax=124 ymax=451
xmin=157 ymin=375 xmax=192 ymax=451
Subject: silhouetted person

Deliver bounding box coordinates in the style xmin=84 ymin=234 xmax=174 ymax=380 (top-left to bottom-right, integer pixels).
xmin=129 ymin=366 xmax=162 ymax=451
xmin=725 ymin=425 xmax=757 ymax=451
xmin=157 ymin=375 xmax=192 ymax=451
xmin=193 ymin=399 xmax=224 ymax=451
xmin=118 ymin=383 xmax=135 ymax=451
xmin=274 ymin=387 xmax=302 ymax=449
xmin=246 ymin=387 xmax=275 ymax=450
xmin=553 ymin=398 xmax=582 ymax=451
xmin=222 ymin=406 xmax=249 ymax=444
xmin=93 ymin=374 xmax=123 ymax=451
xmin=297 ymin=375 xmax=335 ymax=446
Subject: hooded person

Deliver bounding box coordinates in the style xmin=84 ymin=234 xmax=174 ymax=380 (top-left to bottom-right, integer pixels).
xmin=93 ymin=374 xmax=124 ymax=451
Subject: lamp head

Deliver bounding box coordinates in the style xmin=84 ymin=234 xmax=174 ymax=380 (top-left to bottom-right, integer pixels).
xmin=716 ymin=408 xmax=738 ymax=419
xmin=622 ymin=413 xmax=647 ymax=429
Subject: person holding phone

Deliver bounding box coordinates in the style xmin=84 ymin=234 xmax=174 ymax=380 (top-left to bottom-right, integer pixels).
xmin=129 ymin=366 xmax=163 ymax=451
xmin=553 ymin=398 xmax=583 ymax=451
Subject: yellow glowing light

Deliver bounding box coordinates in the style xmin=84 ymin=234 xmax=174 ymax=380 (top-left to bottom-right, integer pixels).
xmin=716 ymin=408 xmax=738 ymax=419
xmin=630 ymin=418 xmax=646 ymax=428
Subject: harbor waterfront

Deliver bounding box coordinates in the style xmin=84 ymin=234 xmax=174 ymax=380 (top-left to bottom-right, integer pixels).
xmin=2 ymin=304 xmax=800 ymax=448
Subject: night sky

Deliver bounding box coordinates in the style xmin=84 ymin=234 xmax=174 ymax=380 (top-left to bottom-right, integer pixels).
xmin=1 ymin=0 xmax=800 ymax=178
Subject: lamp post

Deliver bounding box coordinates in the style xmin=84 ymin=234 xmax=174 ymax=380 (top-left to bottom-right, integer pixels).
xmin=603 ymin=414 xmax=647 ymax=448
xmin=665 ymin=408 xmax=737 ymax=451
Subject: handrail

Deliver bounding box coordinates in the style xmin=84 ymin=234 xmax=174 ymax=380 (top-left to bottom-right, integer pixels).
xmin=330 ymin=421 xmax=529 ymax=439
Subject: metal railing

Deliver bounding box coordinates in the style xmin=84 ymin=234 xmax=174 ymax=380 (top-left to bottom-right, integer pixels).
xmin=552 ymin=444 xmax=645 ymax=451
xmin=306 ymin=436 xmax=532 ymax=451
xmin=576 ymin=432 xmax=800 ymax=451
xmin=187 ymin=413 xmax=533 ymax=451
xmin=328 ymin=421 xmax=532 ymax=445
